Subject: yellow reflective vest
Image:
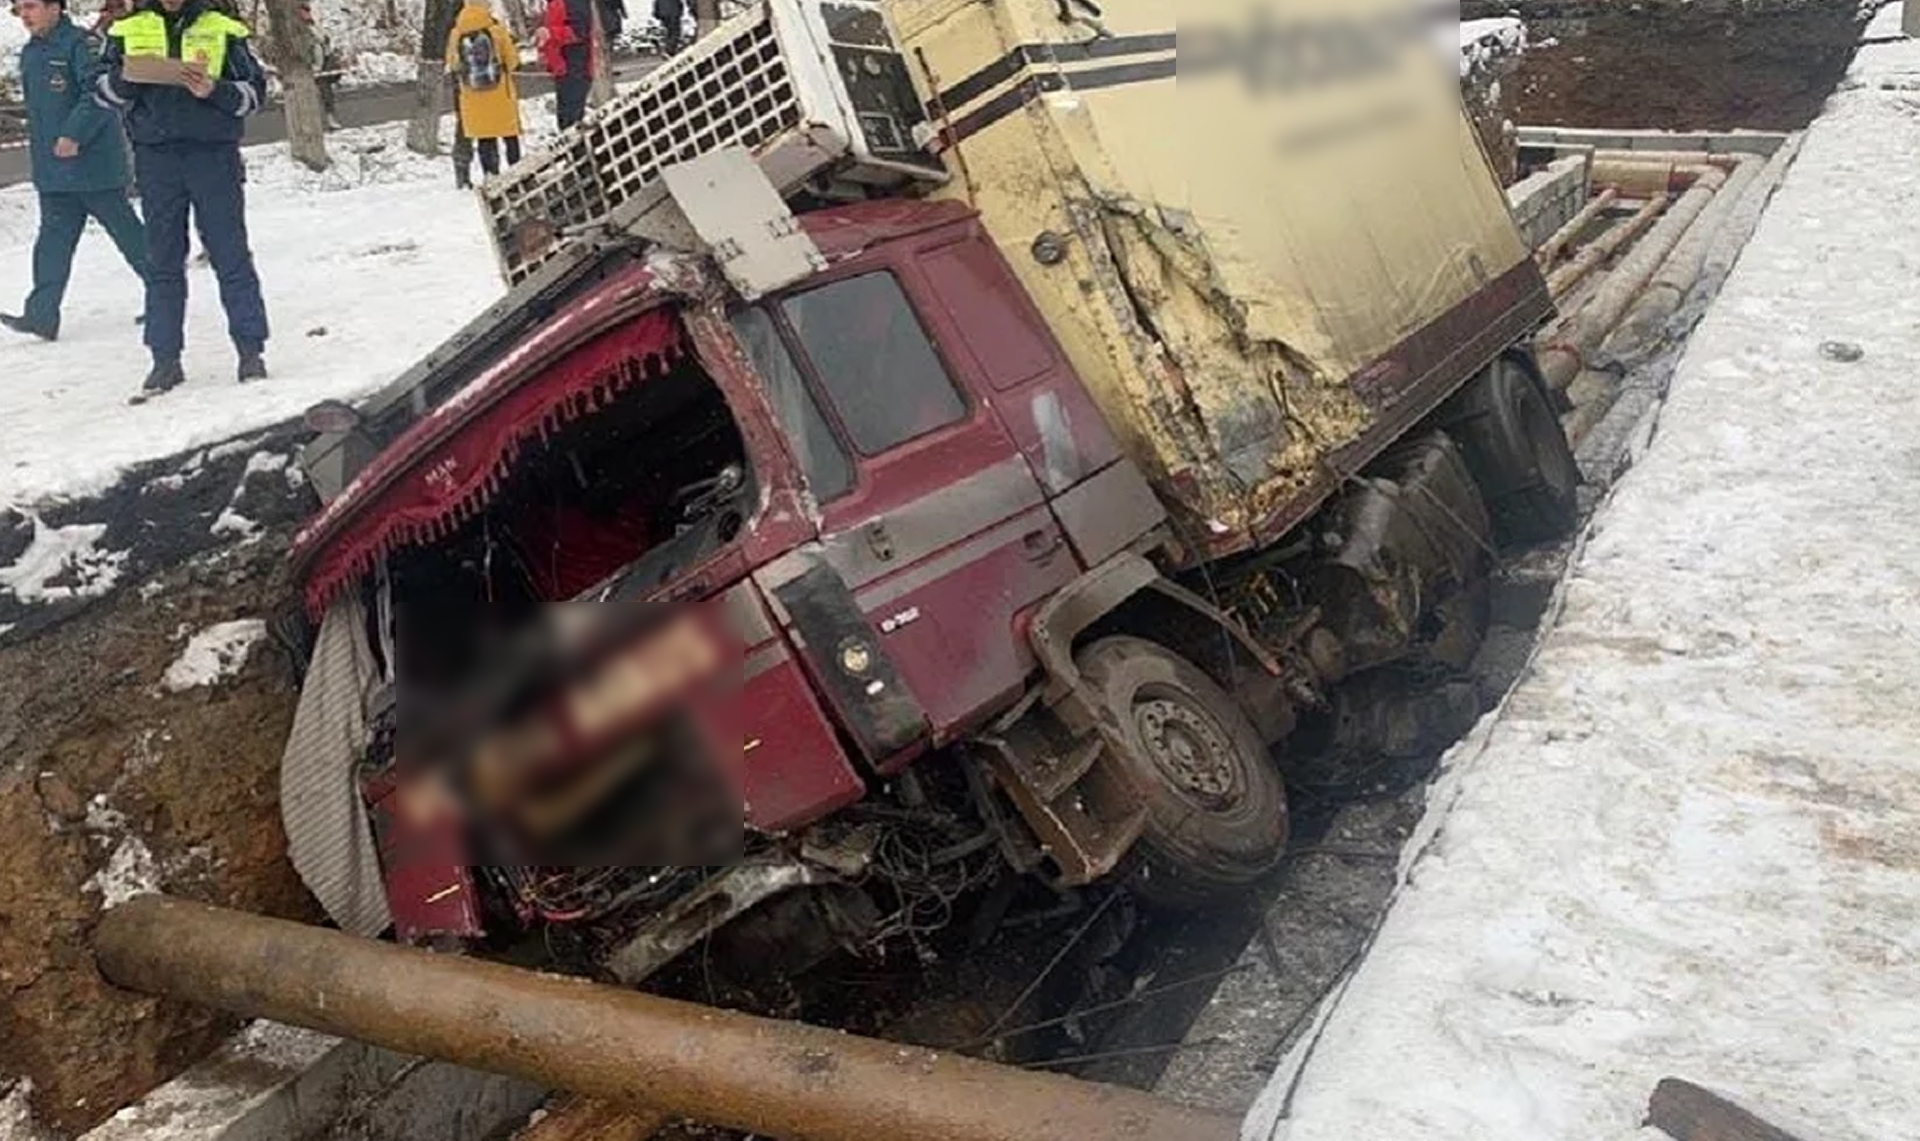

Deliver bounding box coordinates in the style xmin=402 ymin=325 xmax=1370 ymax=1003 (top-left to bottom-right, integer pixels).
xmin=109 ymin=8 xmax=249 ymax=79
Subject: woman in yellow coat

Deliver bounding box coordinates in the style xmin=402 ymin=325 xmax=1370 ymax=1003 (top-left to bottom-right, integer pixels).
xmin=446 ymin=0 xmax=524 ymax=181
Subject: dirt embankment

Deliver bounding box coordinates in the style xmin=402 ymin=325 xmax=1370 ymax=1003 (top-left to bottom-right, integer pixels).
xmin=0 ymin=441 xmax=318 ymax=1138
xmin=1467 ymin=0 xmax=1875 ymax=131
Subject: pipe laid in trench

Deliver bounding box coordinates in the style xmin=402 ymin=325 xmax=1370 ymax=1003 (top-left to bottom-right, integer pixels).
xmin=1538 ymin=165 xmax=1730 ymax=393
xmin=1545 ymin=194 xmax=1666 ymax=301
xmin=1600 ymin=155 xmax=1765 ymax=358
xmin=1536 ymin=187 xmax=1620 ymax=270
xmin=95 ymin=896 xmax=1239 ymax=1141
xmin=1590 ymin=159 xmax=1721 ymax=198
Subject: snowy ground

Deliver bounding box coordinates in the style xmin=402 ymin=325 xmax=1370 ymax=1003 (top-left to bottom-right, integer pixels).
xmin=1245 ymin=9 xmax=1920 ymax=1141
xmin=0 ymin=111 xmax=552 ymax=509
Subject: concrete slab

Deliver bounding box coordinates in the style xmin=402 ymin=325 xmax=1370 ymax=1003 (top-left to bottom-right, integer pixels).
xmin=78 ymin=1023 xmax=545 ymax=1141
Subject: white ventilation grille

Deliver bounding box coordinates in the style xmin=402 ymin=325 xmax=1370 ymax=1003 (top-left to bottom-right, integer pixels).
xmin=481 ymin=6 xmax=803 ymax=284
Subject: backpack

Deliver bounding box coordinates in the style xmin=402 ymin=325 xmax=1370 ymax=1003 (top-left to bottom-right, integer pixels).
xmin=457 ymin=27 xmax=503 ymax=91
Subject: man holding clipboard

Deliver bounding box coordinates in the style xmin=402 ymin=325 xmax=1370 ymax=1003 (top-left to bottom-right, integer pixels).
xmin=94 ymin=0 xmax=269 ymax=397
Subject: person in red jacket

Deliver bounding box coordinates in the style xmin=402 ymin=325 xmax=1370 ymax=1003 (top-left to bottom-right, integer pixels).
xmin=535 ymin=0 xmax=593 ymax=130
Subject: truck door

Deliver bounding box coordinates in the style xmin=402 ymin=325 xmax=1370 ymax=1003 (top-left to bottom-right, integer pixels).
xmin=738 ymin=260 xmax=1080 ymax=753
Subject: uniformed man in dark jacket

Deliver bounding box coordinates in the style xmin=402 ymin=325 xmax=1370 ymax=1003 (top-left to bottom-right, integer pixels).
xmin=96 ymin=0 xmax=270 ymax=394
xmin=1 ymin=0 xmax=148 ymax=342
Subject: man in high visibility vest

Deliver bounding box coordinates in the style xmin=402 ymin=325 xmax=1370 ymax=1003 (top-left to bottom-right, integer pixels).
xmin=95 ymin=0 xmax=270 ymax=396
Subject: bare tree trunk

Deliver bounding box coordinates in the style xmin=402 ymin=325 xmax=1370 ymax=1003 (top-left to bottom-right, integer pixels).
xmin=259 ymin=0 xmax=329 ymax=170
xmin=691 ymin=0 xmax=719 ymax=42
xmin=588 ymin=1 xmax=614 ymax=108
xmin=499 ymin=0 xmax=529 ymax=42
xmin=407 ymin=0 xmax=460 ymax=157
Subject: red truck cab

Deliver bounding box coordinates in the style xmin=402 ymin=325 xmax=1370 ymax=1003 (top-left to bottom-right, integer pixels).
xmin=290 ymin=198 xmax=1176 ymax=949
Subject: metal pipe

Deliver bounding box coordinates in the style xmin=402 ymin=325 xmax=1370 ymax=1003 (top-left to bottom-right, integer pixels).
xmin=1536 ymin=187 xmax=1620 ymax=268
xmin=1538 ymin=165 xmax=1730 ymax=393
xmin=1601 ymin=155 xmax=1765 ymax=357
xmin=96 ymin=896 xmax=1238 ymax=1141
xmin=1545 ymin=195 xmax=1667 ymax=300
xmin=1590 ymin=149 xmax=1745 ymax=171
xmin=1591 ymin=159 xmax=1720 ymax=198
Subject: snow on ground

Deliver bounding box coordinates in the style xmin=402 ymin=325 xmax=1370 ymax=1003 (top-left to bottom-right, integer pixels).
xmin=1247 ymin=10 xmax=1920 ymax=1141
xmin=1459 ymin=17 xmax=1526 ymax=79
xmin=0 ymin=115 xmax=528 ymax=509
xmin=0 ymin=519 xmax=124 ymax=601
xmin=161 ymin=618 xmax=268 ymax=692
xmin=83 ymin=834 xmax=159 ymax=908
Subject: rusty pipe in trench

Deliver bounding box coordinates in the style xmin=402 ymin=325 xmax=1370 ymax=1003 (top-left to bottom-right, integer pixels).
xmin=1590 ymin=158 xmax=1725 ymax=198
xmin=1536 ymin=186 xmax=1620 ymax=270
xmin=1545 ymin=194 xmax=1666 ymax=300
xmin=1537 ymin=164 xmax=1732 ymax=393
xmin=96 ymin=896 xmax=1238 ymax=1141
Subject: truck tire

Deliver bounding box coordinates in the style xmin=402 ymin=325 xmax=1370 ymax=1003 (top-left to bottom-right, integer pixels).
xmin=1076 ymin=637 xmax=1288 ymax=909
xmin=1443 ymin=357 xmax=1580 ymax=545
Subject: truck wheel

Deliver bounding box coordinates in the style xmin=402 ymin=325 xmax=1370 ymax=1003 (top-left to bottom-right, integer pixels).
xmin=1445 ymin=357 xmax=1580 ymax=545
xmin=1076 ymin=637 xmax=1288 ymax=909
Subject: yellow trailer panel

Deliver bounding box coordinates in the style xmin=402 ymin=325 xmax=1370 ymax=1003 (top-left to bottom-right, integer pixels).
xmin=897 ymin=0 xmax=1551 ymax=558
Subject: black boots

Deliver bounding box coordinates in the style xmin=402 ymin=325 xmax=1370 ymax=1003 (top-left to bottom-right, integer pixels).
xmin=143 ymin=358 xmax=186 ymax=394
xmin=238 ymin=349 xmax=268 ymax=383
xmin=0 ymin=313 xmax=57 ymax=341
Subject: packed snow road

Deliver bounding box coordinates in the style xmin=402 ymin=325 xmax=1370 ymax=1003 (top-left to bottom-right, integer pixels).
xmin=1244 ymin=9 xmax=1920 ymax=1141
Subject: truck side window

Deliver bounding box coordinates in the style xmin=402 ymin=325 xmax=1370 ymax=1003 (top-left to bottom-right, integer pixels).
xmin=731 ymin=307 xmax=856 ymax=502
xmin=780 ymin=272 xmax=967 ymax=455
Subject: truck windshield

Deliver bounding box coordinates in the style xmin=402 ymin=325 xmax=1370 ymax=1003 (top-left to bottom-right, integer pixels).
xmin=386 ymin=343 xmax=754 ymax=691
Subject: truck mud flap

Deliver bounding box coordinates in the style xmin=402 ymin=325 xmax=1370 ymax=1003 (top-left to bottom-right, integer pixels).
xmin=759 ymin=550 xmax=929 ymax=763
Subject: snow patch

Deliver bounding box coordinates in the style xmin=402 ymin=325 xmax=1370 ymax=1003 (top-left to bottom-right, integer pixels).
xmin=211 ymin=509 xmax=263 ymax=542
xmin=0 ymin=115 xmax=504 ymax=506
xmin=0 ymin=1079 xmax=52 ymax=1141
xmin=0 ymin=518 xmax=127 ymax=603
xmin=1460 ymin=17 xmax=1526 ymax=79
xmin=83 ymin=793 xmax=126 ymax=834
xmin=85 ymin=835 xmax=159 ymax=909
xmin=162 ymin=619 xmax=268 ymax=692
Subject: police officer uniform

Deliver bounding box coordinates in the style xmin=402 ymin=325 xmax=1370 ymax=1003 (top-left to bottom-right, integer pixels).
xmin=1 ymin=4 xmax=147 ymax=342
xmin=96 ymin=0 xmax=270 ymax=393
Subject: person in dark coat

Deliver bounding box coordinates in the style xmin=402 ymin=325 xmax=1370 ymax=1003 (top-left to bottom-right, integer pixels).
xmin=96 ymin=0 xmax=271 ymax=394
xmin=1 ymin=0 xmax=147 ymax=342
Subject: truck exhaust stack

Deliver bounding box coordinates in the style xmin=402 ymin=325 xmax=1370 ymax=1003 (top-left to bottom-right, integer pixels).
xmin=95 ymin=895 xmax=1239 ymax=1141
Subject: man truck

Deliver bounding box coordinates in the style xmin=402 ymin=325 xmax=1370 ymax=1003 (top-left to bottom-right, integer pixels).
xmin=279 ymin=0 xmax=1576 ymax=981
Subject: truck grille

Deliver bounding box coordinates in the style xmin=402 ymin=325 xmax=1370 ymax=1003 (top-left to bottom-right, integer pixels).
xmin=481 ymin=7 xmax=802 ymax=285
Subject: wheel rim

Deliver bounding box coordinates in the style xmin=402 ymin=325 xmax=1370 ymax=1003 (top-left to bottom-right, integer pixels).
xmin=1132 ymin=687 xmax=1245 ymax=812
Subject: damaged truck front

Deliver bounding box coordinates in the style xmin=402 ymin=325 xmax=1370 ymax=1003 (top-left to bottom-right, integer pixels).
xmin=280 ymin=0 xmax=1574 ymax=982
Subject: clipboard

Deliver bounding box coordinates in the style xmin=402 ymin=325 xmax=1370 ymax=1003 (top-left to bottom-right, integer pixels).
xmin=122 ymin=56 xmax=193 ymax=86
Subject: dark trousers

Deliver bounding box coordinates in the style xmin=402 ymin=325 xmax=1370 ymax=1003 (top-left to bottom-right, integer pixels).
xmin=136 ymin=144 xmax=269 ymax=362
xmin=24 ymin=189 xmax=148 ymax=334
xmin=475 ymin=135 xmax=523 ymax=176
xmin=556 ymin=75 xmax=591 ymax=131
xmin=655 ymin=0 xmax=684 ymax=54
